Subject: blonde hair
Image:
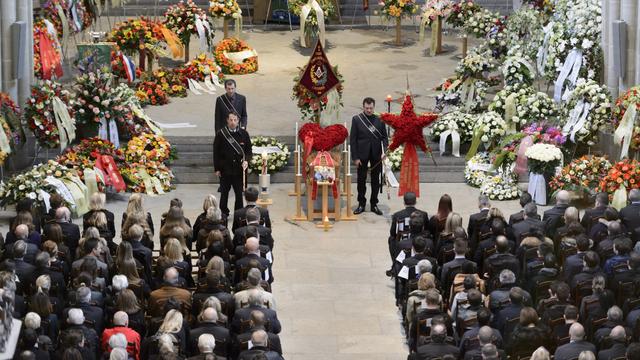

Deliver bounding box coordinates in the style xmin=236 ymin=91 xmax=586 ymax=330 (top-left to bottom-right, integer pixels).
xmin=206 ymin=256 xmax=225 ymax=276
xmin=122 ymin=211 xmax=152 ymax=240
xmin=163 ymin=238 xmax=184 ymax=262
xmin=161 ymin=207 xmax=192 ymax=241
xmin=89 ymin=192 xmax=106 ymax=211
xmin=417 ymin=272 xmax=436 ymax=291
xmin=206 ymin=206 xmax=222 ymax=222
xmin=487 ymin=207 xmax=504 ymax=221
xmin=126 ymin=194 xmax=145 ymax=216
xmin=530 ymin=346 xmax=550 ymax=360
xmin=443 ymin=212 xmax=463 ymax=235
xmin=87 ymin=211 xmax=107 ymax=228
xmin=158 ymin=309 xmax=183 ymax=334
xmin=202 ymin=194 xmax=219 ymax=213
xmin=118 ymin=259 xmax=141 ymax=285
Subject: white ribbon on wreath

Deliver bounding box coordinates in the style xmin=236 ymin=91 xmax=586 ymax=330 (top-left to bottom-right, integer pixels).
xmin=553 ymin=48 xmax=583 ymax=102
xmin=614 ymin=103 xmax=638 ymax=159
xmin=536 ymin=22 xmax=554 ymax=75
xmin=98 ymin=116 xmax=120 ymax=148
xmin=439 ymin=128 xmax=461 ymax=157
xmin=300 ymin=0 xmax=325 ymax=48
xmin=528 ymin=172 xmax=547 ymax=205
xmin=319 ymin=88 xmax=341 ymax=127
xmin=562 ymin=99 xmax=592 ymax=143
xmin=52 ymin=96 xmax=76 ymax=151
xmin=195 ymin=15 xmax=211 ymax=53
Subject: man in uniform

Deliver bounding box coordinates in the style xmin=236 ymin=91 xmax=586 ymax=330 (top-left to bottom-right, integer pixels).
xmin=350 ymin=97 xmax=388 ymax=215
xmin=215 ymin=79 xmax=248 ymax=134
xmin=213 ymin=112 xmax=252 ymax=216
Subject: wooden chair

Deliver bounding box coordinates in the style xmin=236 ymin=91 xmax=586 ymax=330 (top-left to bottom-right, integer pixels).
xmin=458 ymin=315 xmax=478 ymax=337
xmin=574 ymin=280 xmax=593 ymax=306
xmin=534 ymin=280 xmax=554 ymax=304
xmin=548 ymin=316 xmax=564 ymax=329
xmin=416 ymin=318 xmax=431 ymax=347
xmin=504 ymin=316 xmax=520 ymax=337
xmin=617 ymin=280 xmax=635 ymax=306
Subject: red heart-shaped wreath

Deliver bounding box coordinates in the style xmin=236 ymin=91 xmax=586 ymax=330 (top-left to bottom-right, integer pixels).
xmin=298 ymin=123 xmax=348 ymax=151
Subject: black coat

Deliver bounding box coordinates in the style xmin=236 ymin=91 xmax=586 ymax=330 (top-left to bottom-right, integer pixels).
xmin=237 ymin=346 xmax=283 ymax=360
xmin=215 ymin=93 xmax=248 ymax=133
xmin=82 ymin=209 xmax=116 ymax=240
xmin=390 ymin=206 xmax=428 ymax=239
xmin=512 ymin=217 xmax=544 ymax=245
xmin=507 ymin=324 xmax=552 ymax=356
xmin=189 ymin=322 xmax=231 ymax=357
xmin=231 ymin=305 xmax=281 ymax=335
xmin=233 ymin=224 xmax=274 ymax=250
xmin=543 ymin=204 xmax=569 ymax=239
xmin=44 ymin=221 xmax=81 ymax=260
xmin=554 ymin=340 xmax=596 ymax=360
xmin=598 ymin=342 xmax=627 ymax=360
xmin=213 ymin=127 xmax=252 ymax=175
xmin=234 ymin=253 xmax=272 ymax=284
xmin=410 ymin=342 xmax=460 ymax=360
xmin=349 ymin=113 xmax=388 ymax=162
xmin=581 ymin=205 xmax=607 ymax=232
xmin=232 ymin=204 xmax=272 ymax=232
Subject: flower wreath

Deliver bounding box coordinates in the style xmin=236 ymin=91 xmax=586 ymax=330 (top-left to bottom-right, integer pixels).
xmin=550 ymin=155 xmax=611 ymax=194
xmin=179 ymin=53 xmax=225 ymax=82
xmin=136 ymin=81 xmax=169 ymax=107
xmin=0 ymin=160 xmax=73 ymax=208
xmin=56 ymin=137 xmax=125 ymax=186
xmin=164 ymin=0 xmax=214 ymax=49
xmin=209 ymin=0 xmax=242 ymax=19
xmin=107 ymin=17 xmax=165 ymax=56
xmin=120 ymin=161 xmax=174 ymax=194
xmin=600 ymin=159 xmax=640 ymax=196
xmin=33 ymin=20 xmax=63 ymax=80
xmin=464 ymin=152 xmax=491 ymax=187
xmin=248 ymin=136 xmax=290 ymax=174
xmin=125 ymin=133 xmax=175 ymax=164
xmin=0 ymin=92 xmax=23 ymax=147
xmin=430 ymin=110 xmax=474 ymax=143
xmin=214 ymin=38 xmax=258 ymax=75
xmin=25 ymin=80 xmax=76 ymax=149
xmin=561 ymin=78 xmax=612 ymax=145
xmin=481 ymin=170 xmax=519 ymax=201
xmin=612 ymin=86 xmax=640 ymax=152
xmin=139 ymin=69 xmax=187 ymax=98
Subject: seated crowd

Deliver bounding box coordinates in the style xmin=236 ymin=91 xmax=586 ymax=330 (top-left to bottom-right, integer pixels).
xmin=4 ymin=187 xmax=282 ymax=360
xmin=390 ymin=190 xmax=640 ymax=360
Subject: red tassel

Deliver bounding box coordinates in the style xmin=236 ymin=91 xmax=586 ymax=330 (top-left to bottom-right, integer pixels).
xmin=399 ymin=143 xmax=420 ymax=197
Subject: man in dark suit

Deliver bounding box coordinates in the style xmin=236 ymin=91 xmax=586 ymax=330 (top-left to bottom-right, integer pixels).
xmin=234 ymin=237 xmax=272 ymax=284
xmin=598 ymin=326 xmax=628 ymax=360
xmin=512 ymin=203 xmax=544 ymax=246
xmin=231 ymin=291 xmax=281 ymax=335
xmin=409 ymin=323 xmax=459 ymax=360
xmin=213 ymin=112 xmax=253 ymax=216
xmin=189 ymin=307 xmax=230 ymax=357
xmin=620 ymin=189 xmax=640 ymax=242
xmin=581 ymin=192 xmax=609 ymax=233
xmin=491 ymin=287 xmax=525 ymax=335
xmin=509 ymin=192 xmax=538 ymax=225
xmin=233 ymin=310 xmax=282 ymax=358
xmin=10 ymin=240 xmax=36 ymax=295
xmin=5 ymin=226 xmax=39 ymax=264
xmin=128 ymin=224 xmax=153 ymax=284
xmin=463 ymin=327 xmax=506 ymax=360
xmin=63 ymin=286 xmax=105 ymax=335
xmin=460 ymin=308 xmax=504 ymax=355
xmin=562 ymin=235 xmax=590 ymax=282
xmin=215 ymin=79 xmax=247 ymax=133
xmin=484 ymin=236 xmax=519 ymax=281
xmin=33 ymin=251 xmax=66 ymax=300
xmin=543 ymin=190 xmax=571 ymax=239
xmin=388 ymin=192 xmax=427 ymax=276
xmin=552 ymin=305 xmax=579 ymax=348
xmin=188 ymin=333 xmax=227 ymax=360
xmin=44 ymin=207 xmax=81 ymax=261
xmin=237 ymin=330 xmax=283 ymax=360
xmin=232 ymin=187 xmax=271 ymax=232
xmin=440 ymin=239 xmax=477 ymax=290
xmin=233 ymin=208 xmax=274 ymax=251
xmin=553 ymin=323 xmax=596 ymax=360
xmin=468 ymin=195 xmax=491 ymax=253
xmin=350 ymin=97 xmax=388 ymax=215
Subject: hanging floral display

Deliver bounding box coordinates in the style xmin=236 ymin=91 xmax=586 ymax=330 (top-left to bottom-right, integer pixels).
xmin=288 ymin=0 xmax=335 ymax=29
xmin=248 ymin=137 xmax=290 ymax=174
xmin=612 ymin=86 xmax=640 ymax=156
xmin=0 ymin=92 xmax=24 ymax=148
xmin=213 ymin=38 xmax=258 ymax=75
xmin=25 ymin=80 xmax=76 ymax=149
xmin=430 ymin=111 xmax=474 ymax=143
xmin=501 ymin=54 xmax=535 ymax=87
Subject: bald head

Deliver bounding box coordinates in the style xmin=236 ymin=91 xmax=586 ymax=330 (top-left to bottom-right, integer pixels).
xmin=556 ymin=190 xmax=570 ymax=205
xmin=202 ymin=307 xmax=219 ymax=323
xmin=251 ymin=310 xmax=266 ymax=327
xmin=55 ymin=207 xmax=71 ymax=221
xmin=251 ymin=330 xmax=268 ymax=347
xmin=478 ymin=326 xmax=493 ymax=345
xmin=14 ymin=224 xmax=28 ymax=240
xmin=610 ymin=325 xmax=626 ymax=341
xmin=163 ymin=267 xmax=179 ymax=285
xmin=569 ymin=322 xmax=585 ymax=341
xmin=245 ymin=237 xmax=259 ymax=252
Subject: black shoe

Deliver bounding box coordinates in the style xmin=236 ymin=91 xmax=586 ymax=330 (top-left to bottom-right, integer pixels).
xmin=371 ymin=205 xmax=383 ymax=215
xmin=385 ymin=269 xmax=394 ymax=277
xmin=354 ymin=205 xmax=365 ymax=215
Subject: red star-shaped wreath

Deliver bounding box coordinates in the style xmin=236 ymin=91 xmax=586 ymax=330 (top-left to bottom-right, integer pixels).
xmin=381 ymin=94 xmax=438 ymax=197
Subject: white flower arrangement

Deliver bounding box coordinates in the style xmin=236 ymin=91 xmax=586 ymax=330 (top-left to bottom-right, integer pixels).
xmin=501 ymin=54 xmax=535 ymax=87
xmin=0 ymin=160 xmax=73 ymax=209
xmin=464 ymin=152 xmax=491 ymax=187
xmin=525 ymin=143 xmax=563 ymax=162
xmin=248 ymin=136 xmax=290 ymax=174
xmin=489 ymin=84 xmax=557 ymax=127
xmin=436 ymin=79 xmax=488 ymax=114
xmin=430 ymin=111 xmax=475 ymax=142
xmin=464 ymin=8 xmax=500 ymax=39
xmin=561 ymin=78 xmax=612 ymax=144
xmin=387 ymin=145 xmax=403 ymax=171
xmin=455 ymin=50 xmax=495 ymax=79
xmin=480 ymin=169 xmax=519 ymax=201
xmin=504 ymin=7 xmax=544 ymax=61
xmin=474 ymin=111 xmax=507 ymax=144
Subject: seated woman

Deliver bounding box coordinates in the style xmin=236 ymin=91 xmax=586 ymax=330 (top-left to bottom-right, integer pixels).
xmin=29 ymin=288 xmax=59 ymax=345
xmin=508 ymin=307 xmax=552 ymax=357
xmin=115 ymin=289 xmax=146 ymax=337
xmin=160 ymin=206 xmax=193 ymax=251
xmin=155 ymin=238 xmax=193 ymax=288
xmin=6 ymin=211 xmax=41 ymax=247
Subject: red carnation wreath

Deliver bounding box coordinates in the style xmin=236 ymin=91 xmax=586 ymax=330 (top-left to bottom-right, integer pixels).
xmin=297 ymin=123 xmax=348 ymax=151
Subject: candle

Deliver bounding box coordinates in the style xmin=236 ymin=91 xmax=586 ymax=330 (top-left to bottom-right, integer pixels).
xmin=347 ymin=145 xmax=351 ymax=176
xmin=344 ymin=121 xmax=348 ymax=149
xmin=295 ymin=122 xmax=299 ymax=150
xmin=386 ymin=94 xmax=392 ymax=113
xmin=261 ymin=152 xmax=268 ymax=175
xmin=297 ymin=145 xmax=302 ymax=176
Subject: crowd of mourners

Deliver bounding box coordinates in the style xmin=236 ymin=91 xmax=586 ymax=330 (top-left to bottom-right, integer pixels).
xmin=390 ymin=189 xmax=640 ymax=360
xmin=3 ymin=186 xmax=282 ymax=360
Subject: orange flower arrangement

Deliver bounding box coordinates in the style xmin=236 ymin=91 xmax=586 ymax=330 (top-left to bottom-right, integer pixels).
xmin=107 ymin=17 xmax=165 ymax=56
xmin=550 ymin=155 xmax=611 ymax=193
xmin=136 ymin=81 xmax=169 ymax=106
xmin=600 ymin=159 xmax=640 ymax=195
xmin=213 ymin=38 xmax=258 ymax=75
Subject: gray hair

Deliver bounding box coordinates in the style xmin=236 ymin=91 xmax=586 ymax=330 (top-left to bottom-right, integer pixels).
xmin=607 ymin=306 xmax=623 ymax=322
xmin=109 ymin=348 xmax=128 ymax=360
xmin=478 ymin=195 xmax=490 ymax=208
xmin=499 ymin=269 xmax=516 ymax=285
xmin=247 ymin=268 xmax=262 ymax=286
xmin=198 ymin=333 xmax=216 ymax=353
xmin=201 ymin=307 xmax=219 ymax=323
xmin=13 ymin=240 xmax=27 ymax=258
xmin=251 ymin=330 xmax=268 ymax=347
xmin=416 ymin=260 xmax=432 ymax=275
xmin=55 ymin=207 xmax=71 ymax=221
xmin=569 ymin=322 xmax=586 ymax=341
xmin=77 ymin=286 xmax=91 ymax=304
xmin=108 ymin=333 xmax=127 ymax=349
xmin=113 ymin=311 xmax=128 ymax=327
xmin=564 ymin=207 xmax=579 ymax=223
xmin=556 ymin=190 xmax=570 ymax=205
xmin=67 ymin=308 xmax=85 ymax=325
xmin=128 ymin=224 xmax=144 ymax=242
xmin=578 ymin=351 xmax=595 ymax=360
xmin=524 ymin=202 xmax=537 ymax=217
xmin=24 ymin=312 xmax=41 ymax=330
xmin=112 ymin=275 xmax=129 ymax=292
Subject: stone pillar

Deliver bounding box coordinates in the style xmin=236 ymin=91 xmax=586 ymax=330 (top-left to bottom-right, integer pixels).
xmin=16 ymin=0 xmax=33 ymax=108
xmin=620 ymin=0 xmax=637 ymax=91
xmin=635 ymin=0 xmax=640 ymax=83
xmin=606 ymin=0 xmax=621 ymax=98
xmin=0 ymin=0 xmax=18 ymax=100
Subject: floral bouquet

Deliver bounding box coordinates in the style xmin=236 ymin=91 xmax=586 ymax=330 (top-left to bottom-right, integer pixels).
xmin=0 ymin=160 xmax=72 ymax=208
xmin=292 ymin=66 xmax=344 ymax=121
xmin=489 ymin=85 xmax=557 ymax=127
xmin=56 ymin=137 xmax=125 ymax=184
xmin=600 ymin=159 xmax=640 ymax=197
xmin=481 ymin=169 xmax=519 ymax=201
xmin=504 ymin=8 xmax=544 ymax=60
xmin=288 ymin=0 xmax=335 ymax=28
xmin=214 ymin=38 xmax=258 ymax=75
xmin=484 ymin=25 xmax=508 ymax=60
xmin=0 ymin=92 xmax=24 ymax=148
xmin=179 ymin=53 xmax=225 ymax=83
xmin=111 ymin=50 xmax=143 ymax=81
xmin=164 ymin=0 xmax=213 ymax=50
xmin=387 ymin=145 xmax=403 ymax=171
xmin=248 ymin=136 xmax=290 ymax=174
xmin=446 ymin=0 xmax=481 ymax=28
xmin=473 ymin=111 xmax=507 ymax=145
xmin=421 ymin=0 xmax=453 ymax=27
xmin=33 ymin=20 xmax=63 ymax=80
xmin=550 ymin=155 xmax=611 ymax=194
xmin=463 ymin=8 xmax=500 ymax=38
xmin=455 ymin=51 xmax=494 ymax=80
xmin=523 ymin=122 xmax=566 ymax=146
xmin=561 ymin=78 xmax=611 ymax=145
xmin=501 ymin=54 xmax=535 ymax=87
xmin=612 ymin=86 xmax=640 ymax=153
xmin=140 ymin=69 xmax=187 ymax=98
xmin=525 ymin=143 xmax=563 ymax=174
xmin=209 ymin=0 xmax=241 ymax=19
xmin=73 ymin=70 xmax=133 ymax=129
xmin=107 ymin=17 xmax=165 ymax=56
xmin=136 ymin=81 xmax=169 ymax=106
xmin=109 ymin=84 xmax=157 ymax=138
xmin=490 ymin=133 xmax=526 ymax=170
xmin=464 ymin=152 xmax=491 ymax=187
xmin=429 ymin=111 xmax=474 ymax=143
xmin=25 ymin=80 xmax=76 ymax=149
xmin=436 ymin=79 xmax=488 ymax=113
xmin=379 ymin=0 xmax=418 ymax=18
xmin=121 ymin=161 xmax=174 ymax=193
xmin=126 ymin=133 xmax=176 ymax=164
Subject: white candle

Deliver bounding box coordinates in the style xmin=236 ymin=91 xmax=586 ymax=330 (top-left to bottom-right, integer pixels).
xmin=295 ymin=122 xmax=299 ymax=150
xmin=347 ymin=145 xmax=351 ymax=176
xmin=344 ymin=121 xmax=348 ymax=149
xmin=297 ymin=145 xmax=302 ymax=176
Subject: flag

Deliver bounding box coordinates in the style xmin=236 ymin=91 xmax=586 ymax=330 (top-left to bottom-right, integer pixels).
xmin=298 ymin=40 xmax=340 ymax=99
xmin=120 ymin=52 xmax=136 ymax=83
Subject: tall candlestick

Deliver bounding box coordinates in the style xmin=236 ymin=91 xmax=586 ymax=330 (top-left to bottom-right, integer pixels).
xmin=297 ymin=145 xmax=302 ymax=176
xmin=295 ymin=121 xmax=299 ymax=150
xmin=386 ymin=94 xmax=392 ymax=113
xmin=347 ymin=145 xmax=351 ymax=176
xmin=344 ymin=121 xmax=348 ymax=149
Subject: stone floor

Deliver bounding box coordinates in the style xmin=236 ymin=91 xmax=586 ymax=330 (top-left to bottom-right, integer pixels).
xmin=0 ymin=183 xmax=544 ymax=359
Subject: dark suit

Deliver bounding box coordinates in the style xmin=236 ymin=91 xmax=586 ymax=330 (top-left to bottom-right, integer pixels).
xmin=410 ymin=342 xmax=459 ymax=360
xmin=620 ymin=202 xmax=640 ymax=241
xmin=45 ymin=221 xmax=81 ymax=261
xmin=581 ymin=205 xmax=606 ymax=232
xmin=234 ymin=253 xmax=272 ymax=284
xmin=232 ymin=204 xmax=271 ymax=232
xmin=213 ymin=127 xmax=252 ymax=215
xmin=237 ymin=346 xmax=283 ymax=360
xmin=13 ymin=259 xmax=35 ymax=295
xmin=63 ymin=303 xmax=105 ymax=335
xmin=468 ymin=209 xmax=489 ymax=253
xmin=82 ymin=209 xmax=116 ymax=239
xmin=234 ymin=329 xmax=282 ymax=357
xmin=543 ymin=204 xmax=569 ymax=239
xmin=130 ymin=240 xmax=153 ymax=284
xmin=553 ymin=339 xmax=596 ymax=360
xmin=231 ymin=305 xmax=281 ymax=334
xmin=464 ymin=347 xmax=507 ymax=360
xmin=350 ymin=112 xmax=388 ymax=207
xmin=388 ymin=206 xmax=427 ymax=266
xmin=440 ymin=257 xmax=477 ymax=290
xmin=215 ymin=93 xmax=248 ymax=133
xmin=189 ymin=322 xmax=231 ymax=357
xmin=233 ymin=224 xmax=274 ymax=250
xmin=563 ymin=252 xmax=586 ymax=282
xmin=512 ymin=217 xmax=544 ymax=245
xmin=598 ymin=341 xmax=627 ymax=360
